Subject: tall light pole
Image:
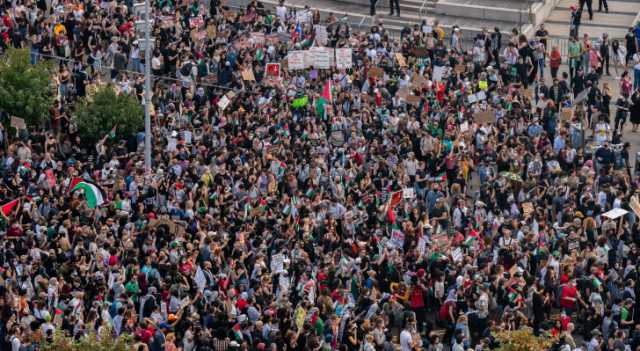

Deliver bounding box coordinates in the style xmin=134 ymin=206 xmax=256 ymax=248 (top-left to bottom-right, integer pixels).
xmin=143 ymin=0 xmax=152 ymax=172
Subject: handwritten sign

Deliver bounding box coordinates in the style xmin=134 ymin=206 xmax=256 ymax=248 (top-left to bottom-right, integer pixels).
xmin=405 ymin=95 xmax=421 ymax=106
xmin=522 ymin=202 xmax=534 ymax=218
xmin=412 ymin=47 xmax=429 ymax=58
xmin=271 ymin=253 xmax=285 ymax=273
xmin=395 ymin=53 xmax=407 ymax=67
xmin=388 ymin=227 xmax=405 ymax=250
xmin=335 ymin=48 xmax=352 ymax=69
xmin=432 ymin=66 xmax=445 ymax=82
xmin=241 ymin=68 xmax=255 ymax=81
xmin=411 ymin=75 xmax=428 ymax=89
xmin=402 ymin=188 xmax=415 ymax=199
xmin=287 ymin=51 xmax=306 ymax=70
xmin=308 ymin=47 xmax=331 ymax=69
xmin=10 ymin=116 xmax=26 ymax=130
xmin=560 ymin=108 xmax=574 ymax=121
xmin=396 ymin=87 xmax=411 ymax=100
xmin=251 ymin=32 xmax=265 ymax=45
xmin=189 ymin=16 xmax=204 ymax=29
xmin=474 ymin=110 xmax=495 ymax=124
xmin=431 ymin=234 xmax=451 ymax=251
xmin=314 ymin=25 xmax=328 ymax=46
xmin=603 ymin=208 xmax=628 ymax=219
xmin=451 ymin=247 xmax=463 ymax=263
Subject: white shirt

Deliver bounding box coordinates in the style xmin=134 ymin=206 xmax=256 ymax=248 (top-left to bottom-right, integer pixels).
xmin=275 ymin=5 xmax=287 ymax=20
xmin=400 ymin=329 xmax=413 ymax=351
xmin=11 ymin=336 xmax=20 ymax=351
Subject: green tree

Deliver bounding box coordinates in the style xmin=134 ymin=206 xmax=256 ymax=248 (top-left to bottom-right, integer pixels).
xmin=75 ymin=85 xmax=144 ymax=142
xmin=0 ymin=48 xmax=54 ymax=127
xmin=493 ymin=327 xmax=556 ymax=351
xmin=40 ymin=328 xmax=132 ymax=351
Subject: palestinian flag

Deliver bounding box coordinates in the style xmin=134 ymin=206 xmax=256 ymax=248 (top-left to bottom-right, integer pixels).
xmin=387 ymin=191 xmax=403 ymax=224
xmin=106 ymin=125 xmax=117 ymax=140
xmin=258 ymin=198 xmax=268 ymax=212
xmin=68 ymin=178 xmax=105 ymax=208
xmin=232 ymin=323 xmax=243 ymax=341
xmin=592 ymin=277 xmax=602 ymax=288
xmin=315 ymin=80 xmax=333 ymax=120
xmin=256 ymin=47 xmax=264 ymax=62
xmin=0 ymin=198 xmax=20 ymax=218
xmin=305 ymin=188 xmax=315 ymax=198
xmin=463 ymin=236 xmax=477 ymax=246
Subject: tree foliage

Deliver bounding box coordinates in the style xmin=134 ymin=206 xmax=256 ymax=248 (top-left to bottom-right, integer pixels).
xmin=493 ymin=328 xmax=556 ymax=351
xmin=74 ymin=85 xmax=144 ymax=142
xmin=0 ymin=48 xmax=55 ymax=126
xmin=40 ymin=328 xmax=132 ymax=351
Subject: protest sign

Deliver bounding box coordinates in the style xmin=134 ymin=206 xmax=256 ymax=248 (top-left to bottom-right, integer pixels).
xmin=217 ymin=92 xmax=235 ymax=110
xmin=455 ymin=64 xmax=466 ymax=74
xmin=10 ymin=116 xmax=26 ymax=130
xmin=432 ymin=66 xmax=445 ymax=82
xmin=270 ymin=253 xmax=285 ymax=273
xmin=388 ymin=227 xmax=405 ymax=250
xmin=474 ymin=110 xmax=495 ymax=124
xmin=266 ymin=63 xmax=281 ymax=80
xmin=395 ymin=53 xmax=406 ymax=66
xmin=479 ymin=80 xmax=488 ymax=90
xmin=251 ymin=32 xmax=265 ymax=45
xmin=396 ymin=87 xmax=411 ymax=100
xmin=402 ymin=188 xmax=415 ymax=199
xmin=405 ymin=95 xmax=421 ymax=106
xmin=241 ymin=68 xmax=255 ymax=81
xmin=206 ymin=24 xmax=216 ymax=39
xmin=287 ymin=51 xmax=306 ymax=70
xmin=522 ymin=202 xmax=534 ymax=217
xmin=167 ymin=137 xmax=177 ymax=152
xmin=431 ymin=234 xmax=451 ymax=250
xmin=308 ymin=47 xmax=331 ymax=69
xmin=189 ymin=16 xmax=204 ymax=29
xmin=451 ymin=247 xmax=463 ymax=263
xmin=335 ymin=48 xmax=352 ymax=69
xmin=412 ymin=47 xmax=429 ymax=58
xmin=411 ymin=74 xmax=427 ymax=88
xmin=314 ymin=25 xmax=328 ymax=45
xmin=603 ymin=208 xmax=628 ymax=219
xmin=560 ymin=108 xmax=574 ymax=121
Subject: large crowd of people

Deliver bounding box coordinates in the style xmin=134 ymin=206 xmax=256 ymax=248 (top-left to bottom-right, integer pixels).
xmin=1 ymin=0 xmax=640 ymax=350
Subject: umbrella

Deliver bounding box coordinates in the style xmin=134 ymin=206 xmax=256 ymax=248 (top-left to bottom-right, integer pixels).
xmin=499 ymin=171 xmax=523 ymax=182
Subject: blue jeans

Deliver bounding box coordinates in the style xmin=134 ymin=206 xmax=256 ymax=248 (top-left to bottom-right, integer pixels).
xmin=634 ymin=68 xmax=640 ymax=91
xmin=30 ymin=47 xmax=39 ymax=64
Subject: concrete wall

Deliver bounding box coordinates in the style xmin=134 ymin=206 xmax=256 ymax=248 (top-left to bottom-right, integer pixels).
xmin=435 ymin=1 xmax=534 ymax=24
xmin=435 ymin=0 xmax=560 ymax=27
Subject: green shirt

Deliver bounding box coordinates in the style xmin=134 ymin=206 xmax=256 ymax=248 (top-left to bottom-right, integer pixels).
xmin=568 ymin=42 xmax=582 ymax=60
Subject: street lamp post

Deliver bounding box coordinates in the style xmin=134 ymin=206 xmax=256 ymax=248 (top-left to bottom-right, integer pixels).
xmin=142 ymin=0 xmax=152 ymax=172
